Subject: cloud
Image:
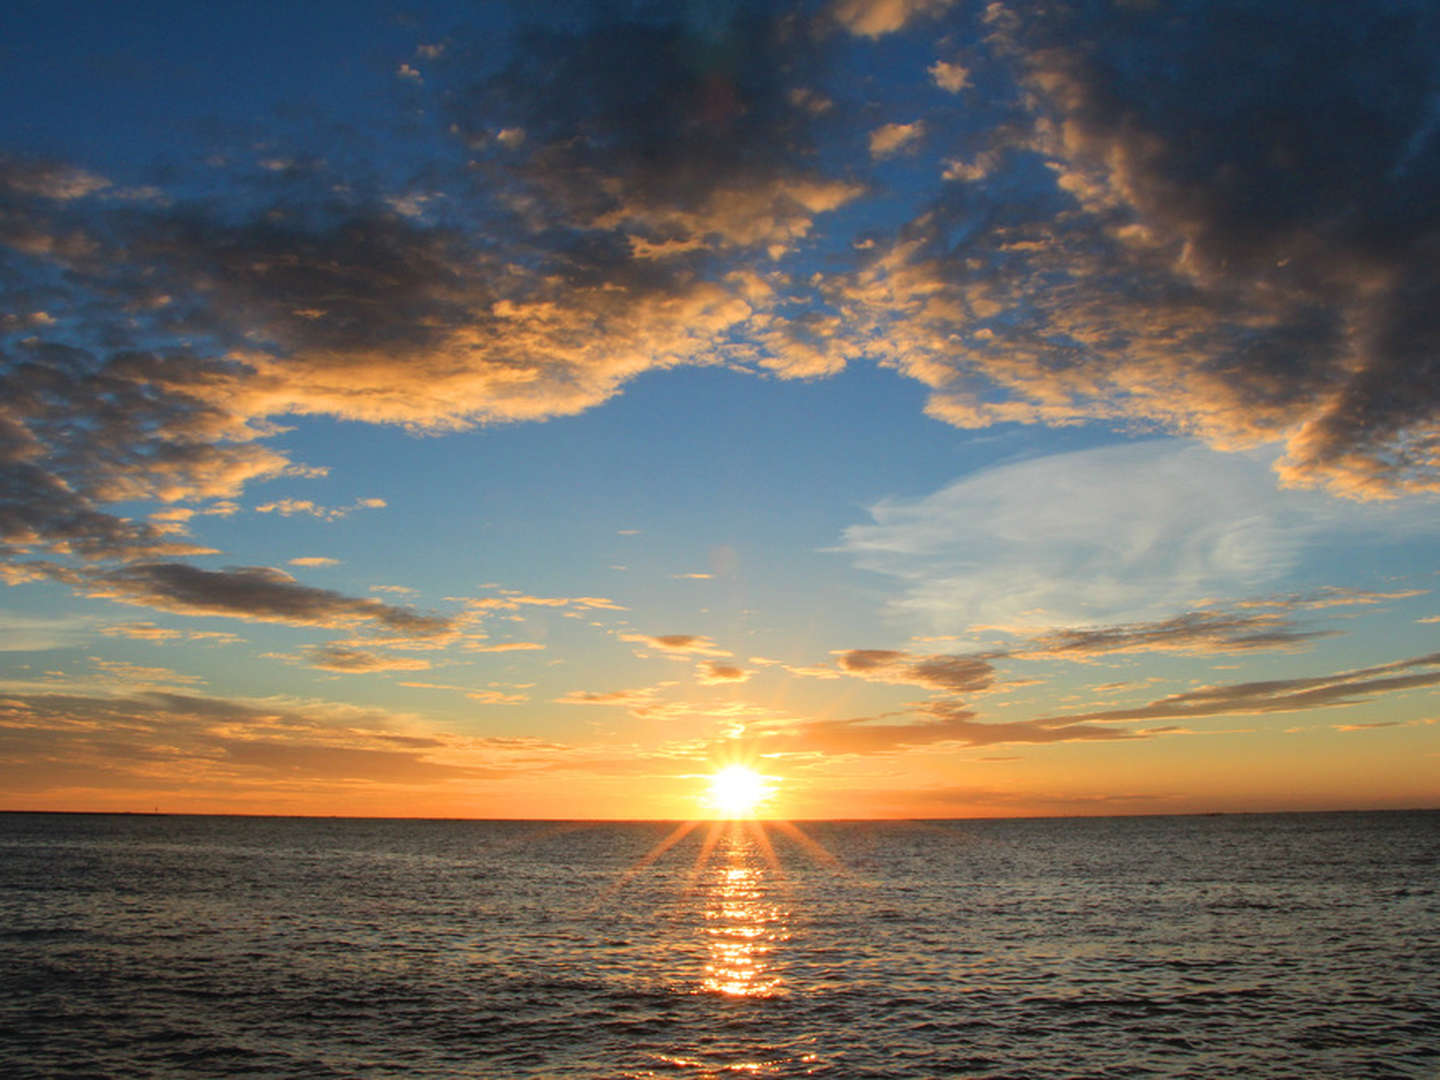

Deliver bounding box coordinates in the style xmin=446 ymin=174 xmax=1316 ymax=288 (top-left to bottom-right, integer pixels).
xmin=465 ymin=593 xmax=625 ymax=613
xmin=255 ymin=497 xmax=386 ymax=521
xmin=830 ymin=0 xmax=954 ymax=38
xmin=928 ymin=60 xmax=971 ymax=92
xmin=464 ymin=689 xmax=529 ymax=705
xmin=0 ymin=610 xmax=98 ymax=651
xmin=4 ymin=0 xmax=1438 ymax=671
xmin=398 ymin=680 xmax=530 ymax=704
xmin=697 ymin=661 xmax=751 ymax=685
xmin=0 ymin=156 xmax=111 ymax=201
xmin=301 ymin=645 xmax=433 ymax=673
xmin=101 ymin=622 xmax=184 ymax=642
xmin=0 ymin=339 xmax=302 ymax=567
xmin=869 ymin=122 xmax=925 ymax=159
xmin=839 ymin=441 xmax=1440 ymax=631
xmin=1015 ymin=609 xmax=1336 ymax=659
xmin=554 ymin=687 xmax=660 ymax=708
xmin=1231 ymin=588 xmax=1430 ymax=611
xmin=99 ymin=621 xmax=241 ymax=646
xmin=465 ymin=641 xmax=545 ymax=653
xmin=68 ymin=562 xmax=455 ymax=637
xmin=89 ymin=657 xmax=205 ymax=686
xmin=1037 ymin=652 xmax=1440 ymax=726
xmin=0 ymin=687 xmax=551 ymax=798
xmin=834 ymin=648 xmax=995 ymax=693
xmin=755 ymin=700 xmax=1137 ymax=756
xmin=451 ymin=10 xmax=858 ymax=263
xmin=830 ymin=0 xmax=1440 ymax=497
xmin=620 ymin=633 xmax=732 ymax=657
xmin=1 ymin=24 xmax=848 ymax=568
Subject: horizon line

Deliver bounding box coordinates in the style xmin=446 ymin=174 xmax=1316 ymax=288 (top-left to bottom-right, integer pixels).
xmin=3 ymin=806 xmax=1435 ymax=823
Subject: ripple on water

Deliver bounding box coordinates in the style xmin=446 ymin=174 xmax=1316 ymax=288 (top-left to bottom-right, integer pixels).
xmin=1 ymin=811 xmax=1437 ymax=1079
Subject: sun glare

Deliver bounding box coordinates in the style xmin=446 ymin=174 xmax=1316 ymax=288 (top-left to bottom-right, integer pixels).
xmin=705 ymin=765 xmax=772 ymax=818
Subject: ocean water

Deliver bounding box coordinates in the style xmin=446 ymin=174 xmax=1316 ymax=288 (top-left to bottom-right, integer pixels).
xmin=0 ymin=811 xmax=1435 ymax=1079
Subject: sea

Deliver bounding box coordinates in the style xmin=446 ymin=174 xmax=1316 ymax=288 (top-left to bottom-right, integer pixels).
xmin=0 ymin=810 xmax=1435 ymax=1079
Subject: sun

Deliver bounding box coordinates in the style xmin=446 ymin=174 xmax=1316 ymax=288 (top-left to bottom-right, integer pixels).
xmin=704 ymin=764 xmax=773 ymax=818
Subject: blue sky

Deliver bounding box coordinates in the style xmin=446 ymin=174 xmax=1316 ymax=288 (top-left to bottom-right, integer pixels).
xmin=0 ymin=0 xmax=1437 ymax=817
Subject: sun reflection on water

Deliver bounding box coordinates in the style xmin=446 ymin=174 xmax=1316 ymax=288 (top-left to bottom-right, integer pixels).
xmin=700 ymin=826 xmax=788 ymax=998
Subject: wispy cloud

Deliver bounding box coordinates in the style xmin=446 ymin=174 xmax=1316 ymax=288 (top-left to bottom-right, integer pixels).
xmin=754 ymin=700 xmax=1137 ymax=756
xmin=1013 ymin=609 xmax=1336 ymax=659
xmin=1037 ymin=652 xmax=1440 ymax=726
xmin=256 ymin=497 xmax=386 ymax=521
xmin=620 ymin=633 xmax=732 ymax=657
xmin=65 ymin=563 xmax=455 ymax=637
xmin=300 ymin=645 xmax=433 ymax=673
xmin=839 ymin=441 xmax=1440 ymax=632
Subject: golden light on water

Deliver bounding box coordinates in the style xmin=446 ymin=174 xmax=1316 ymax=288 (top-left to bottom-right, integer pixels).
xmin=700 ymin=831 xmax=787 ymax=999
xmin=592 ymin=766 xmax=853 ymax=1009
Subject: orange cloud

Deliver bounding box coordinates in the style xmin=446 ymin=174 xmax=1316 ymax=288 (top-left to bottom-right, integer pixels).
xmin=621 ymin=633 xmax=732 ymax=657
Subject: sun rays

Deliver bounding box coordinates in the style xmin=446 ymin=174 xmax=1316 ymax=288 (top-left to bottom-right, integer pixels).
xmin=703 ymin=764 xmax=773 ymax=819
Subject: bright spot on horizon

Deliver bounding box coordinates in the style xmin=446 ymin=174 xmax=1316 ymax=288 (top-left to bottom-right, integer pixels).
xmin=704 ymin=765 xmax=773 ymax=818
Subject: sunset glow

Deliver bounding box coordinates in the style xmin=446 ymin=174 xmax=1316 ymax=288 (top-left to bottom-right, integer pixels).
xmin=0 ymin=0 xmax=1435 ymax=821
xmin=704 ymin=767 xmax=773 ymax=819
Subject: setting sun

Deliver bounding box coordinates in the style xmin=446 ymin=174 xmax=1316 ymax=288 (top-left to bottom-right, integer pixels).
xmin=705 ymin=765 xmax=773 ymax=818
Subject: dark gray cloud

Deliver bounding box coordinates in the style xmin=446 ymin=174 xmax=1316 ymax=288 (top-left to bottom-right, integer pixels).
xmin=1016 ymin=609 xmax=1336 ymax=658
xmin=0 ymin=9 xmax=856 ymax=576
xmin=450 ymin=6 xmax=851 ymax=253
xmin=74 ymin=562 xmax=455 ymax=636
xmin=2 ymin=0 xmax=1437 ymax=617
xmin=836 ymin=648 xmax=995 ymax=692
xmin=0 ymin=343 xmax=293 ymax=563
xmin=838 ymin=0 xmax=1440 ymax=496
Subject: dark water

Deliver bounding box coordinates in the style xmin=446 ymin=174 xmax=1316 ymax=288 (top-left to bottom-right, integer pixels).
xmin=1 ymin=811 xmax=1435 ymax=1078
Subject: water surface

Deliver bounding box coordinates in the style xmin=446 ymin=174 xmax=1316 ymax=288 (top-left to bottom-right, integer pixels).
xmin=1 ymin=811 xmax=1435 ymax=1077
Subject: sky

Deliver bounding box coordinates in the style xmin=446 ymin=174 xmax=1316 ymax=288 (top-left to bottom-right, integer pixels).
xmin=0 ymin=0 xmax=1437 ymax=820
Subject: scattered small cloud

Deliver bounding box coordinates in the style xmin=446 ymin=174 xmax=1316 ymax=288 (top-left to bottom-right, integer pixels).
xmin=620 ymin=633 xmax=732 ymax=657
xmin=869 ymin=121 xmax=925 ymax=158
xmin=830 ymin=0 xmax=954 ymax=38
xmin=554 ymin=687 xmax=659 ymax=708
xmin=928 ymin=59 xmax=971 ymax=92
xmin=301 ymin=645 xmax=432 ymax=673
xmin=697 ymin=661 xmax=751 ymax=685
xmin=255 ymin=497 xmax=386 ymax=522
xmin=90 ymin=656 xmax=205 ymax=686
